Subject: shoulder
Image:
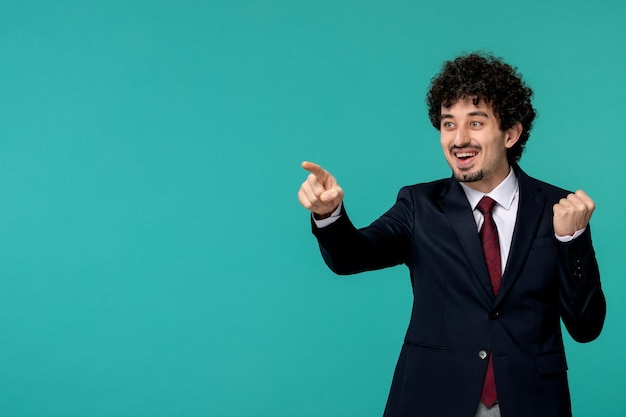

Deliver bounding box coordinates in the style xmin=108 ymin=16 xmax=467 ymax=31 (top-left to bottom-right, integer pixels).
xmin=516 ymin=166 xmax=572 ymax=200
xmin=515 ymin=167 xmax=571 ymax=195
xmin=398 ymin=178 xmax=453 ymax=201
xmin=399 ymin=178 xmax=452 ymax=198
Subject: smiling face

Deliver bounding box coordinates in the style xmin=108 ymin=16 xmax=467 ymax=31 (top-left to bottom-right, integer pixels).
xmin=440 ymin=98 xmax=522 ymax=193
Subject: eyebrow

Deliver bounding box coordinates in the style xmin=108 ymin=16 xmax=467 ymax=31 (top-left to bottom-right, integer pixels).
xmin=440 ymin=111 xmax=490 ymax=119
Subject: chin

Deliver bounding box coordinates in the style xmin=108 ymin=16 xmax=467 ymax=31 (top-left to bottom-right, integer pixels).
xmin=455 ymin=170 xmax=483 ymax=183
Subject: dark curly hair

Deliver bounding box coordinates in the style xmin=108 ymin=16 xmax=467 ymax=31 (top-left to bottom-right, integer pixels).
xmin=426 ymin=52 xmax=536 ymax=164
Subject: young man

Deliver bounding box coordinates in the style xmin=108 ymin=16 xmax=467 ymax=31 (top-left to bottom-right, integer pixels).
xmin=298 ymin=53 xmax=606 ymax=417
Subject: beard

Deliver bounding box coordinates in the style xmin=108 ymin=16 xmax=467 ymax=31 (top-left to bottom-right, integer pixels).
xmin=454 ymin=169 xmax=484 ymax=183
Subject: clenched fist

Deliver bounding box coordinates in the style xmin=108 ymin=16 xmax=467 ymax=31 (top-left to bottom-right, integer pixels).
xmin=553 ymin=190 xmax=595 ymax=236
xmin=298 ymin=161 xmax=344 ymax=218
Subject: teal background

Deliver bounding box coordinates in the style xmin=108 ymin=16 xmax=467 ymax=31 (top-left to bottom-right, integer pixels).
xmin=0 ymin=1 xmax=624 ymax=416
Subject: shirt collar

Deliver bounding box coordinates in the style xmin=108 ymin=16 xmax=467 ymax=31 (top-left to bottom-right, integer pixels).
xmin=459 ymin=168 xmax=519 ymax=211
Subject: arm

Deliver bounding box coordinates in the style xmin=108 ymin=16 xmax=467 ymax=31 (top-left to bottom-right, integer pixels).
xmin=554 ymin=190 xmax=606 ymax=342
xmin=312 ymin=194 xmax=412 ymax=274
xmin=298 ymin=161 xmax=411 ymax=275
xmin=558 ymin=229 xmax=605 ymax=342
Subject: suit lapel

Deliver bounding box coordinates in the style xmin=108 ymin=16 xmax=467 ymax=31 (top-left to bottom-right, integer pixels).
xmin=439 ymin=179 xmax=495 ymax=299
xmin=495 ymin=169 xmax=546 ymax=305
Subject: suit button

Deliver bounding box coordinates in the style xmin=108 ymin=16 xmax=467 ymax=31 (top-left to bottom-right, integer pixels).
xmin=489 ymin=311 xmax=500 ymax=320
xmin=479 ymin=350 xmax=488 ymax=360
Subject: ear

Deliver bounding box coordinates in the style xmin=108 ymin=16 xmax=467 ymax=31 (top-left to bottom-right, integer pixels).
xmin=504 ymin=122 xmax=523 ymax=149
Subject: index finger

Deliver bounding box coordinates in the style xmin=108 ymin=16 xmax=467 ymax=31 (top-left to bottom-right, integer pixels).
xmin=301 ymin=161 xmax=329 ymax=182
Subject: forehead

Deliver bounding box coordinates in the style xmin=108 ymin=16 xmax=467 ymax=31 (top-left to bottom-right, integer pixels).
xmin=440 ymin=97 xmax=496 ymax=117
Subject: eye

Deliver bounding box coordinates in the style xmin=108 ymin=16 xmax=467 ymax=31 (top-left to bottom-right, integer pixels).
xmin=469 ymin=121 xmax=483 ymax=128
xmin=442 ymin=121 xmax=455 ymax=129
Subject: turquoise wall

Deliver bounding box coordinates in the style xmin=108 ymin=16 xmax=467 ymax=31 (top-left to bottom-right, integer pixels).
xmin=0 ymin=1 xmax=623 ymax=415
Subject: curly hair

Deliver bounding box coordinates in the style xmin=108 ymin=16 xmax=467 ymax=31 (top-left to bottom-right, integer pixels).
xmin=426 ymin=52 xmax=536 ymax=164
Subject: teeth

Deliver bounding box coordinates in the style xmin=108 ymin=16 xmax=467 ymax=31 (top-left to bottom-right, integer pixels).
xmin=456 ymin=152 xmax=477 ymax=158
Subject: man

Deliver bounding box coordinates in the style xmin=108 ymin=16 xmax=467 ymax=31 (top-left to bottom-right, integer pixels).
xmin=297 ymin=53 xmax=606 ymax=417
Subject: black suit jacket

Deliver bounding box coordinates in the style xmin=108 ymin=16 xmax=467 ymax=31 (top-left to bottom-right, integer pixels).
xmin=312 ymin=166 xmax=605 ymax=417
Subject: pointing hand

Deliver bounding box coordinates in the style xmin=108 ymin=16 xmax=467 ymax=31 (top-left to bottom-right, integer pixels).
xmin=298 ymin=161 xmax=344 ymax=218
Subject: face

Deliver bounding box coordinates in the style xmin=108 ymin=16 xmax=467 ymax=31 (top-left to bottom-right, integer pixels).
xmin=440 ymin=98 xmax=521 ymax=193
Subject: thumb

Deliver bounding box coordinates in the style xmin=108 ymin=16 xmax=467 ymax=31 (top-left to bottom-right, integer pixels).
xmin=320 ymin=187 xmax=342 ymax=203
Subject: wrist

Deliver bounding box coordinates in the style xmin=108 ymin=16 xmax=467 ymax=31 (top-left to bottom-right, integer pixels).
xmin=313 ymin=211 xmax=333 ymax=220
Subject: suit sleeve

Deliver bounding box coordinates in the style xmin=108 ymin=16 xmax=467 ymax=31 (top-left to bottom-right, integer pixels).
xmin=312 ymin=187 xmax=414 ymax=275
xmin=558 ymin=226 xmax=606 ymax=343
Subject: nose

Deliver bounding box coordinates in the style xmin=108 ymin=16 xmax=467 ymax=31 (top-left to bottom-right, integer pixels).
xmin=453 ymin=125 xmax=471 ymax=147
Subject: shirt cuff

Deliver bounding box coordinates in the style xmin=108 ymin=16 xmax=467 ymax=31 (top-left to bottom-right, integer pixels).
xmin=555 ymin=227 xmax=586 ymax=243
xmin=312 ymin=203 xmax=343 ymax=228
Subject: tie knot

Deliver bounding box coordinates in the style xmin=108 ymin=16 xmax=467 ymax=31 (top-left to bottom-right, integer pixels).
xmin=476 ymin=196 xmax=497 ymax=215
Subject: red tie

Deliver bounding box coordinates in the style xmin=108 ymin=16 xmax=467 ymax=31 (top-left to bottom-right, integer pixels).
xmin=476 ymin=196 xmax=501 ymax=408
